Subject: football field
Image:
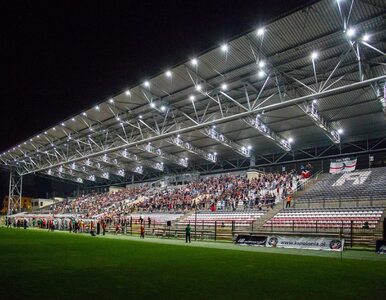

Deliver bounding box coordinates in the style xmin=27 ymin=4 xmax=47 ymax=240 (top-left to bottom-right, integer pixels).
xmin=1 ymin=227 xmax=385 ymax=299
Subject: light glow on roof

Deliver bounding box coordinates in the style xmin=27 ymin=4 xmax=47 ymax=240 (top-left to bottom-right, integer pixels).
xmin=221 ymin=44 xmax=228 ymax=52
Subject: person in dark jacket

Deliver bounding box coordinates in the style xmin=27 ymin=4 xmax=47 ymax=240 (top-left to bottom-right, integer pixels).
xmin=185 ymin=224 xmax=191 ymax=243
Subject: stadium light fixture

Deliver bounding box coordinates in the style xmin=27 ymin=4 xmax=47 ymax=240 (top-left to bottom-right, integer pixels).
xmin=82 ymin=112 xmax=87 ymax=116
xmin=247 ymin=145 xmax=252 ymax=150
xmin=139 ymin=115 xmax=143 ymax=119
xmin=212 ymin=125 xmax=216 ymax=129
xmin=150 ymin=102 xmax=156 ymax=108
xmin=257 ymin=27 xmax=265 ymax=36
xmin=61 ymin=123 xmax=65 ymax=127
xmin=144 ymin=81 xmax=150 ymax=88
xmin=312 ymin=99 xmax=317 ymax=104
xmin=214 ymin=152 xmax=217 ymax=156
xmin=71 ymin=118 xmax=75 ymax=122
xmin=311 ymin=51 xmax=318 ymax=60
xmin=44 ymin=131 xmax=47 ymax=135
xmin=195 ymin=84 xmax=202 ymax=91
xmin=346 ymin=27 xmax=355 ymax=38
xmin=160 ymin=105 xmax=166 ymax=112
xmin=362 ymin=34 xmax=370 ymax=42
xmin=221 ymin=44 xmax=228 ymax=52
xmin=125 ymin=90 xmax=131 ymax=96
xmin=221 ymin=83 xmax=227 ymax=91
xmin=258 ymin=70 xmax=266 ymax=78
xmin=338 ymin=128 xmax=344 ymax=134
xmin=116 ymin=116 xmax=121 ymax=121
xmin=95 ymin=105 xmax=100 ymax=111
xmin=258 ymin=60 xmax=266 ymax=68
xmin=189 ymin=95 xmax=195 ymax=102
xmin=288 ymin=137 xmax=294 ymax=143
xmin=53 ymin=127 xmax=56 ymax=131
xmin=191 ymin=58 xmax=198 ymax=66
xmin=165 ymin=70 xmax=172 ymax=78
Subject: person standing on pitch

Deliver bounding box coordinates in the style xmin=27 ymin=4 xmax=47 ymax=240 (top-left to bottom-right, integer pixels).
xmin=185 ymin=224 xmax=191 ymax=243
xmin=140 ymin=224 xmax=145 ymax=239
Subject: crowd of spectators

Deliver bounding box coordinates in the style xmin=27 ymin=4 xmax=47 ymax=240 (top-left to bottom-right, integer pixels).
xmin=26 ymin=169 xmax=308 ymax=222
xmin=134 ymin=170 xmax=300 ymax=213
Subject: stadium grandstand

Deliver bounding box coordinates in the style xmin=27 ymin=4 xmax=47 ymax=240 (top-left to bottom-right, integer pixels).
xmin=1 ymin=0 xmax=386 ymax=252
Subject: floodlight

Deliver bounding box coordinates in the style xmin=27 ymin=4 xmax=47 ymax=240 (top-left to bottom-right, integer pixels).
xmin=257 ymin=27 xmax=265 ymax=36
xmin=346 ymin=28 xmax=355 ymax=38
xmin=362 ymin=34 xmax=370 ymax=42
xmin=258 ymin=70 xmax=266 ymax=78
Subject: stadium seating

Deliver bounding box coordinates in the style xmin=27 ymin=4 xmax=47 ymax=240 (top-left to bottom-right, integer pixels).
xmin=263 ymin=207 xmax=385 ymax=229
xmin=178 ymin=210 xmax=267 ymax=226
xmin=298 ymin=167 xmax=386 ymax=202
xmin=45 ymin=171 xmax=299 ymax=219
xmin=130 ymin=213 xmax=184 ymax=225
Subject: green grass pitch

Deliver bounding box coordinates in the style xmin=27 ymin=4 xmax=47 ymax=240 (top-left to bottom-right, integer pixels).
xmin=1 ymin=228 xmax=385 ymax=300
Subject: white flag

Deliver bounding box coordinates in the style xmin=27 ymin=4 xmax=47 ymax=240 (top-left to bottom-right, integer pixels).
xmin=329 ymin=158 xmax=357 ymax=174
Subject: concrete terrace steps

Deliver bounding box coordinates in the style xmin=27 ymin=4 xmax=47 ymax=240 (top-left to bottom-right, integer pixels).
xmin=253 ymin=204 xmax=284 ymax=230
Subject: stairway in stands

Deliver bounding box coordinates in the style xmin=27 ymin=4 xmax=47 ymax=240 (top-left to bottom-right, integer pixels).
xmin=253 ymin=204 xmax=285 ymax=231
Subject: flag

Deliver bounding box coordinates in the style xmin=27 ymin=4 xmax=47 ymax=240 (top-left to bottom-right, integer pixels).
xmin=329 ymin=158 xmax=357 ymax=174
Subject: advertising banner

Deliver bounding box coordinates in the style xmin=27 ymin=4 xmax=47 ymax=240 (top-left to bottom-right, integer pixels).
xmin=265 ymin=235 xmax=344 ymax=251
xmin=329 ymin=158 xmax=357 ymax=174
xmin=235 ymin=235 xmax=268 ymax=246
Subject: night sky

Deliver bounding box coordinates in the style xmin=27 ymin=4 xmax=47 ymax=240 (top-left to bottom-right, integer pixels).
xmin=0 ymin=0 xmax=309 ymax=201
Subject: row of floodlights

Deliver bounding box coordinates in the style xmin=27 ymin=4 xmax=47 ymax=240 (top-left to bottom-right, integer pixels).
xmin=3 ymin=17 xmax=367 ymax=157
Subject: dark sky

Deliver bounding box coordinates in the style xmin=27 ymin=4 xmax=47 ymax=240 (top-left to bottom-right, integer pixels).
xmin=0 ymin=0 xmax=309 ymax=200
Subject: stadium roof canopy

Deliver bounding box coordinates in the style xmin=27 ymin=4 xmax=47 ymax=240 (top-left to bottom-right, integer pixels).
xmin=1 ymin=0 xmax=385 ymax=186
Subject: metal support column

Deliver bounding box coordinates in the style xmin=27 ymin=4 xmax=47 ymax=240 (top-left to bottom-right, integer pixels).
xmin=8 ymin=168 xmax=23 ymax=215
